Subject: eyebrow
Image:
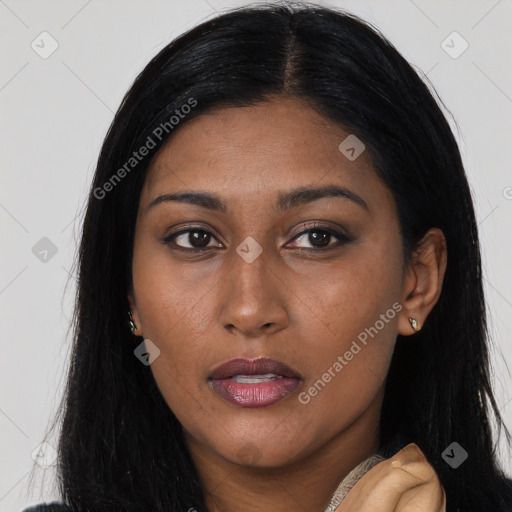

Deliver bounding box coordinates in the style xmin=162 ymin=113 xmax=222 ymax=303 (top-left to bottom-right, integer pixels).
xmin=147 ymin=184 xmax=369 ymax=214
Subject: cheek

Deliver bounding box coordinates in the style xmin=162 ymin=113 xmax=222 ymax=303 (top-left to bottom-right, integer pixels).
xmin=298 ymin=237 xmax=403 ymax=344
xmin=294 ymin=239 xmax=402 ymax=414
xmin=133 ymin=278 xmax=214 ymax=391
xmin=130 ymin=238 xmax=223 ymax=412
xmin=134 ymin=277 xmax=212 ymax=424
xmin=295 ymin=290 xmax=399 ymax=436
xmin=131 ymin=233 xmax=219 ymax=341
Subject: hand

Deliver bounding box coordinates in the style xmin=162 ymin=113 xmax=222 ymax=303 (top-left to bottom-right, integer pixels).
xmin=335 ymin=443 xmax=446 ymax=512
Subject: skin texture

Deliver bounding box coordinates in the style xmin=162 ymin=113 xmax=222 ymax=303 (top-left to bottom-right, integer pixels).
xmin=128 ymin=96 xmax=447 ymax=511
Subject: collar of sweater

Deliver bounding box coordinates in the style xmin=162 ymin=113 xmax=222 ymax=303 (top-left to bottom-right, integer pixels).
xmin=324 ymin=453 xmax=386 ymax=512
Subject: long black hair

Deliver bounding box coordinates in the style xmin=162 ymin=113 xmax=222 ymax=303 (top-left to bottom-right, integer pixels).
xmin=32 ymin=2 xmax=512 ymax=511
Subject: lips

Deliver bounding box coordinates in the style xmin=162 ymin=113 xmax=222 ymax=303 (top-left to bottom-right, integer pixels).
xmin=208 ymin=357 xmax=302 ymax=408
xmin=208 ymin=357 xmax=302 ymax=381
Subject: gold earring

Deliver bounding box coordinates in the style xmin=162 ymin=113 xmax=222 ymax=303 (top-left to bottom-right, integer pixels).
xmin=128 ymin=310 xmax=138 ymax=335
xmin=409 ymin=317 xmax=421 ymax=332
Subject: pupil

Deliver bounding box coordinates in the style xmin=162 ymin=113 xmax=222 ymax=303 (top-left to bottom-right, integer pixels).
xmin=310 ymin=231 xmax=329 ymax=247
xmin=190 ymin=230 xmax=210 ymax=247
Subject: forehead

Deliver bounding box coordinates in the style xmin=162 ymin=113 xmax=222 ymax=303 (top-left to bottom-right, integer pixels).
xmin=141 ymin=97 xmax=382 ymax=211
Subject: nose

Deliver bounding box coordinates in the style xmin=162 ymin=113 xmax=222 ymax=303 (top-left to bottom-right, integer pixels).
xmin=219 ymin=247 xmax=289 ymax=339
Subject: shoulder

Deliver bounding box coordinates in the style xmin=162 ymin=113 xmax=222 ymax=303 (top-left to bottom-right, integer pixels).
xmin=22 ymin=503 xmax=74 ymax=512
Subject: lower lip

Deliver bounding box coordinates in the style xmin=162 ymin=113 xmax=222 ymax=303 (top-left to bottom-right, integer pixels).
xmin=209 ymin=377 xmax=301 ymax=408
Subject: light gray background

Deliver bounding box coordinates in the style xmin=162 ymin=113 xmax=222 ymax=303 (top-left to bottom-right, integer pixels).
xmin=1 ymin=0 xmax=511 ymax=510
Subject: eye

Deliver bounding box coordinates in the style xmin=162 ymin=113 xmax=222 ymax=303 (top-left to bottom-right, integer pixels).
xmin=163 ymin=227 xmax=222 ymax=251
xmin=287 ymin=225 xmax=351 ymax=250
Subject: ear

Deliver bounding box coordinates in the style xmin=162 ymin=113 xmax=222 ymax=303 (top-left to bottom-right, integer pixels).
xmin=397 ymin=227 xmax=447 ymax=336
xmin=127 ymin=290 xmax=143 ymax=337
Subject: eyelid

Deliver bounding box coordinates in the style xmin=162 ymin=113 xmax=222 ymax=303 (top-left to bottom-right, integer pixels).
xmin=288 ymin=221 xmax=349 ymax=239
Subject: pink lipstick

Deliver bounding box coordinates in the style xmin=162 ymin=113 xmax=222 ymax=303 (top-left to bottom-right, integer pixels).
xmin=208 ymin=357 xmax=302 ymax=408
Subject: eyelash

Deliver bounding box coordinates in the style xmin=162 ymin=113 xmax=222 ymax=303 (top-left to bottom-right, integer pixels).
xmin=161 ymin=224 xmax=352 ymax=253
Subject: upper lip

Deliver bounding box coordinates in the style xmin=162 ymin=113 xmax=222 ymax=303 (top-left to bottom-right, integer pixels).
xmin=208 ymin=357 xmax=302 ymax=380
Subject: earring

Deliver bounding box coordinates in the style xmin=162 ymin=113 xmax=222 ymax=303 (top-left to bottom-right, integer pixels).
xmin=128 ymin=310 xmax=138 ymax=335
xmin=409 ymin=317 xmax=421 ymax=332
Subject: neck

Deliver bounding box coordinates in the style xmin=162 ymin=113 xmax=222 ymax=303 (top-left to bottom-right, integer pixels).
xmin=185 ymin=397 xmax=382 ymax=512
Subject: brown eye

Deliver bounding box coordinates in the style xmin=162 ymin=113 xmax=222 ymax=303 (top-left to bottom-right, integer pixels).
xmin=163 ymin=228 xmax=221 ymax=250
xmin=305 ymin=231 xmax=331 ymax=247
xmin=288 ymin=227 xmax=350 ymax=250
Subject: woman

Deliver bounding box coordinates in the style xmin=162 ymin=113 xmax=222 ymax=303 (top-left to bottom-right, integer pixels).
xmin=23 ymin=2 xmax=512 ymax=511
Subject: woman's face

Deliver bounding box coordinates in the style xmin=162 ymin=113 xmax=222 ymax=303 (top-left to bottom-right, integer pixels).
xmin=129 ymin=96 xmax=408 ymax=468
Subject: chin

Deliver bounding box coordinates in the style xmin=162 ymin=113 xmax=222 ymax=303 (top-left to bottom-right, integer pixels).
xmin=215 ymin=431 xmax=309 ymax=469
